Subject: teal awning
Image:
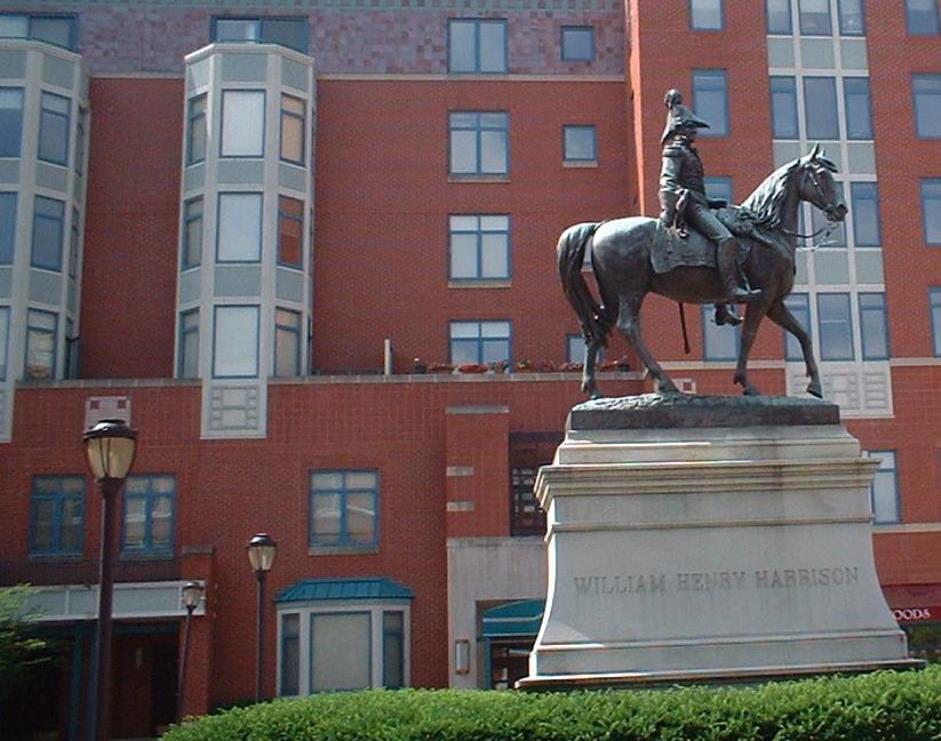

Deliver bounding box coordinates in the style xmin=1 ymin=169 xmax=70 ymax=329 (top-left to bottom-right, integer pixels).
xmin=482 ymin=599 xmax=545 ymax=638
xmin=276 ymin=577 xmax=413 ymax=604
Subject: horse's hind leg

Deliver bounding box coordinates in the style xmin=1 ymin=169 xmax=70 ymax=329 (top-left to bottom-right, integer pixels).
xmin=581 ymin=336 xmax=603 ymax=399
xmin=616 ymin=296 xmax=679 ymax=394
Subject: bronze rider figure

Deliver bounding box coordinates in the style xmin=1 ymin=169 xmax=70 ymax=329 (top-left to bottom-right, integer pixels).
xmin=658 ymin=89 xmax=762 ymax=324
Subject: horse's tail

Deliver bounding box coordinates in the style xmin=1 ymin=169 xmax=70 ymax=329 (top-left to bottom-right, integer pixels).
xmin=557 ymin=222 xmax=611 ymax=347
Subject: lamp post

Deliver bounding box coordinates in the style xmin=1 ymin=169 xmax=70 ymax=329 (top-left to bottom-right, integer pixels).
xmin=247 ymin=533 xmax=277 ymax=702
xmin=83 ymin=419 xmax=137 ymax=741
xmin=176 ymin=580 xmax=205 ymax=723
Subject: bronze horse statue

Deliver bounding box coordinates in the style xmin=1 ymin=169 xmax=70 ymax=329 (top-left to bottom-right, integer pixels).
xmin=559 ymin=145 xmax=847 ymax=399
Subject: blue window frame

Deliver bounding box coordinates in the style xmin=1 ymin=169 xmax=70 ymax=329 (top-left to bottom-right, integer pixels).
xmin=921 ymin=179 xmax=941 ymax=245
xmin=701 ymin=304 xmax=739 ymax=360
xmin=310 ymin=470 xmax=379 ymax=548
xmin=913 ymin=75 xmax=941 ymax=138
xmin=798 ymin=0 xmax=831 ymax=35
xmin=692 ymin=70 xmax=729 ymax=137
xmin=0 ymin=192 xmax=15 ymax=265
xmin=186 ymin=95 xmax=207 ymax=165
xmin=803 ymin=77 xmax=839 ymax=140
xmin=216 ymin=192 xmax=262 ymax=263
xmin=907 ymin=0 xmax=940 ymax=35
xmin=212 ymin=305 xmax=260 ymax=378
xmin=25 ymin=309 xmax=56 ymax=379
xmin=448 ymin=19 xmax=507 ymax=73
xmin=0 ymin=88 xmax=23 ymax=157
xmin=31 ymin=196 xmax=65 ymax=271
xmin=766 ymin=0 xmax=793 ymax=34
xmin=449 ymin=112 xmax=509 ymax=176
xmin=179 ymin=309 xmax=199 ymax=379
xmin=274 ymin=308 xmax=302 ymax=377
xmin=859 ymin=293 xmax=890 ymax=360
xmin=450 ymin=320 xmax=511 ymax=364
xmin=211 ymin=16 xmax=309 ymax=53
xmin=449 ymin=215 xmax=510 ymax=281
xmin=837 ymin=0 xmax=865 ymax=35
xmin=782 ymin=292 xmax=811 ymax=361
xmin=0 ymin=306 xmax=8 ymax=381
xmin=690 ymin=0 xmax=724 ymax=30
xmin=931 ymin=288 xmax=941 ymax=356
xmin=817 ymin=293 xmax=854 ymax=360
xmin=221 ymin=90 xmax=265 ymax=158
xmin=38 ymin=92 xmax=70 ymax=166
xmin=843 ymin=78 xmax=872 ymax=140
xmin=867 ymin=451 xmax=900 ymax=524
xmin=770 ymin=76 xmax=799 ymax=139
xmin=563 ymin=125 xmax=597 ymax=162
xmin=182 ymin=197 xmax=202 ymax=269
xmin=561 ymin=26 xmax=594 ymax=61
xmin=122 ymin=475 xmax=175 ymax=556
xmin=0 ymin=14 xmax=77 ymax=50
xmin=29 ymin=476 xmax=85 ymax=556
xmin=850 ymin=182 xmax=881 ymax=246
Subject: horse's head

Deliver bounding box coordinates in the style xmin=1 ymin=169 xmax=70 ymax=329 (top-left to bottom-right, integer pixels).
xmin=798 ymin=143 xmax=848 ymax=223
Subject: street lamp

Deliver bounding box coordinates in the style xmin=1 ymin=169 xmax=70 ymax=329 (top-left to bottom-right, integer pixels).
xmin=83 ymin=418 xmax=137 ymax=741
xmin=177 ymin=580 xmax=205 ymax=723
xmin=247 ymin=533 xmax=277 ymax=702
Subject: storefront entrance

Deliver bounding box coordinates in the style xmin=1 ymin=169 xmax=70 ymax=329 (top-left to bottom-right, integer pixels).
xmin=481 ymin=600 xmax=544 ymax=690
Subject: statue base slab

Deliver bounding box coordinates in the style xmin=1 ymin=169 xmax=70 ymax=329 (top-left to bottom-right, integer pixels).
xmin=518 ymin=394 xmax=921 ymax=690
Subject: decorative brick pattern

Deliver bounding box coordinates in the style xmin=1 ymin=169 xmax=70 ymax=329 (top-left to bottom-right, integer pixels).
xmin=208 ymin=384 xmax=261 ymax=431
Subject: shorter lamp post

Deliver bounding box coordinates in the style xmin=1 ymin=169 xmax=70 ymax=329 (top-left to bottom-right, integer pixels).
xmin=176 ymin=580 xmax=205 ymax=723
xmin=83 ymin=419 xmax=137 ymax=741
xmin=247 ymin=533 xmax=277 ymax=702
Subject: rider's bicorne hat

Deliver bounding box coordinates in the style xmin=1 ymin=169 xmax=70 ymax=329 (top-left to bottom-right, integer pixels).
xmin=660 ymin=89 xmax=710 ymax=144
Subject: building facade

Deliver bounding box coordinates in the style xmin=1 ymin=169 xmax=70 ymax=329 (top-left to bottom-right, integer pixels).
xmin=0 ymin=0 xmax=940 ymax=737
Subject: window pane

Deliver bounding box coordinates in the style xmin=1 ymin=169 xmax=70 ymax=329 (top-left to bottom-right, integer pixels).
xmin=783 ymin=293 xmax=811 ymax=361
xmin=907 ymin=0 xmax=940 ymax=35
xmin=263 ymin=19 xmax=309 ymax=53
xmin=479 ymin=22 xmax=506 ymax=73
xmin=922 ymin=180 xmax=941 ymax=244
xmin=0 ymin=15 xmax=28 ymax=38
xmin=213 ymin=306 xmax=259 ymax=377
xmin=844 ymin=78 xmax=872 ymax=140
xmin=280 ymin=95 xmax=305 ymax=164
xmin=767 ymin=0 xmax=793 ymax=33
xmin=280 ymin=614 xmax=300 ymax=696
xmin=180 ymin=311 xmax=199 ymax=379
xmin=217 ymin=193 xmax=262 ymax=261
xmin=31 ymin=17 xmax=74 ymax=48
xmin=0 ymin=192 xmax=15 ymax=264
xmin=691 ymin=0 xmax=723 ymax=29
xmin=703 ymin=177 xmax=733 ymax=204
xmin=216 ymin=19 xmax=259 ymax=41
xmin=859 ymin=293 xmax=889 ymax=360
xmin=183 ymin=198 xmax=202 ymax=269
xmin=564 ymin=125 xmax=596 ymax=161
xmin=480 ymin=130 xmax=508 ymax=174
xmin=0 ymin=88 xmax=23 ymax=157
xmin=851 ymin=182 xmax=880 ymax=246
xmin=60 ymin=496 xmax=84 ymax=553
xmin=383 ymin=612 xmax=404 ymax=688
xmin=770 ymin=77 xmax=799 ymax=139
xmin=838 ymin=0 xmax=865 ymax=34
xmin=38 ymin=93 xmax=70 ymax=165
xmin=817 ymin=293 xmax=854 ymax=360
xmin=32 ymin=196 xmax=64 ymax=270
xmin=450 ymin=232 xmax=477 ymax=279
xmin=450 ymin=129 xmax=477 ymax=174
xmin=799 ymin=0 xmax=832 ymax=34
xmin=914 ymin=76 xmax=941 ymax=138
xmin=312 ymin=472 xmax=342 ymax=489
xmin=702 ymin=305 xmax=739 ymax=360
xmin=345 ymin=492 xmax=376 ymax=543
xmin=448 ymin=21 xmax=476 ymax=72
xmin=187 ymin=95 xmax=207 ymax=164
xmin=278 ymin=196 xmax=303 ymax=267
xmin=812 ymin=181 xmax=845 ymax=247
xmin=25 ymin=310 xmax=56 ymax=379
xmin=804 ymin=77 xmax=839 ymax=139
xmin=151 ymin=496 xmax=173 ymax=548
xmin=221 ymin=91 xmax=264 ymax=157
xmin=562 ymin=26 xmax=593 ymax=60
xmin=345 ymin=471 xmax=377 ymax=489
xmin=481 ymin=339 xmax=510 ymax=364
xmin=481 ymin=233 xmax=508 ymax=278
xmin=451 ymin=339 xmax=479 ymax=365
xmin=869 ymin=451 xmax=899 ymax=524
xmin=124 ymin=497 xmax=147 ymax=549
xmin=0 ymin=307 xmax=8 ymax=381
xmin=692 ymin=71 xmax=728 ymax=136
xmin=275 ymin=322 xmax=300 ymax=377
xmin=31 ymin=499 xmax=54 ymax=552
xmin=311 ymin=492 xmax=341 ymax=540
xmin=311 ymin=613 xmax=371 ymax=691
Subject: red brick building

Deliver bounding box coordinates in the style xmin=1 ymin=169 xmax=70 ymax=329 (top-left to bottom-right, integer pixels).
xmin=1 ymin=0 xmax=940 ymax=738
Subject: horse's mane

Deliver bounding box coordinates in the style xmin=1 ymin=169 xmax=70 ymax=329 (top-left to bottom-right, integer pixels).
xmin=739 ymin=159 xmax=800 ymax=230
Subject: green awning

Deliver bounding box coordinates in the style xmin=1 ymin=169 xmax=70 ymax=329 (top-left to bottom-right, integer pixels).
xmin=482 ymin=599 xmax=545 ymax=638
xmin=276 ymin=577 xmax=413 ymax=603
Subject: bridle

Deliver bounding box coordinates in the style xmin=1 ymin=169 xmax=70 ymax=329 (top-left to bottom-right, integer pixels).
xmin=780 ymin=163 xmax=840 ymax=242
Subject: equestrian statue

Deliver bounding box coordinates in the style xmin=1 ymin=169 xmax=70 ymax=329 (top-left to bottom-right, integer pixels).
xmin=559 ymin=88 xmax=847 ymax=399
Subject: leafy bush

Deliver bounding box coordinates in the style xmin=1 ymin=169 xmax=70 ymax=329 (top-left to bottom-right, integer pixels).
xmin=164 ymin=666 xmax=941 ymax=741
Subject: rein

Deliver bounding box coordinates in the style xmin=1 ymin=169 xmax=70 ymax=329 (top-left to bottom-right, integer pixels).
xmin=780 ymin=224 xmax=834 ymax=240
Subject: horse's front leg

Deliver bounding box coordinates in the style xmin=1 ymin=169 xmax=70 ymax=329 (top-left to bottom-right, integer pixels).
xmin=732 ymin=301 xmax=769 ymax=396
xmin=581 ymin=336 xmax=603 ymax=399
xmin=766 ymin=299 xmax=823 ymax=398
xmin=617 ymin=296 xmax=679 ymax=394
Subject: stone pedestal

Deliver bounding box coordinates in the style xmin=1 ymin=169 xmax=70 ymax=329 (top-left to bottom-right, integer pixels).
xmin=518 ymin=395 xmax=920 ymax=689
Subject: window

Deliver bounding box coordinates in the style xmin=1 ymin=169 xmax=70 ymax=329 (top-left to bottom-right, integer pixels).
xmin=280 ymin=613 xmax=300 ymax=695
xmin=31 ymin=196 xmax=65 ymax=271
xmin=913 ymin=75 xmax=941 ymax=138
xmin=931 ymin=289 xmax=941 ymax=355
xmin=280 ymin=95 xmax=305 ymax=165
xmin=770 ymin=77 xmax=799 ymax=139
xmin=38 ymin=92 xmax=69 ymax=166
xmin=701 ymin=304 xmax=739 ymax=360
xmin=217 ymin=193 xmax=262 ymax=262
xmin=867 ymin=451 xmax=899 ymax=524
xmin=798 ymin=0 xmax=831 ymax=34
xmin=692 ymin=70 xmax=728 ymax=137
xmin=179 ymin=310 xmax=199 ymax=379
xmin=122 ymin=475 xmax=175 ymax=555
xmin=449 ymin=112 xmax=508 ymax=176
xmin=221 ymin=91 xmax=264 ymax=158
xmin=0 ymin=14 xmax=76 ymax=49
xmin=382 ymin=611 xmax=405 ymax=689
xmin=213 ymin=305 xmax=259 ymax=378
xmin=511 ymin=466 xmax=546 ymax=536
xmin=0 ymin=88 xmax=23 ymax=157
xmin=567 ymin=334 xmax=583 ymax=364
xmin=837 ymin=0 xmax=865 ymax=35
xmin=766 ymin=0 xmax=793 ymax=33
xmin=0 ymin=192 xmax=15 ymax=265
xmin=907 ymin=0 xmax=940 ymax=35
xmin=448 ymin=19 xmax=507 ymax=73
xmin=275 ymin=308 xmax=301 ymax=377
xmin=817 ymin=293 xmax=854 ymax=360
xmin=186 ymin=95 xmax=207 ymax=165
xmin=812 ymin=181 xmax=845 ymax=247
xmin=803 ymin=77 xmax=839 ymax=140
xmin=690 ymin=0 xmax=723 ymax=29
xmin=921 ymin=179 xmax=941 ymax=245
xmin=29 ymin=476 xmax=84 ymax=555
xmin=182 ymin=198 xmax=202 ymax=269
xmin=450 ymin=320 xmax=511 ymax=364
xmin=25 ymin=309 xmax=56 ymax=379
xmin=310 ymin=470 xmax=378 ymax=548
xmin=563 ymin=125 xmax=597 ymax=162
xmin=68 ymin=207 xmax=79 ymax=279
xmin=212 ymin=16 xmax=309 ymax=52
xmin=704 ymin=176 xmax=733 ymax=205
xmin=0 ymin=307 xmax=8 ymax=380
xmin=75 ymin=109 xmax=86 ymax=175
xmin=850 ymin=182 xmax=880 ymax=246
xmin=859 ymin=293 xmax=889 ymax=360
xmin=449 ymin=215 xmax=510 ymax=280
xmin=843 ymin=78 xmax=872 ymax=140
xmin=783 ymin=293 xmax=811 ymax=361
xmin=278 ymin=196 xmax=304 ymax=268
xmin=65 ymin=319 xmax=78 ymax=380
xmin=561 ymin=26 xmax=594 ymax=61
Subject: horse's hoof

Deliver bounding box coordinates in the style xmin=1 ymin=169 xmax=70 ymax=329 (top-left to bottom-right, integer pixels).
xmin=806 ymin=382 xmax=823 ymax=399
xmin=742 ymin=386 xmax=762 ymax=396
xmin=589 ymin=391 xmax=604 ymax=400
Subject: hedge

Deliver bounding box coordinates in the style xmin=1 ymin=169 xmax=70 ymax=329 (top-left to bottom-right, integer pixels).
xmin=164 ymin=665 xmax=941 ymax=741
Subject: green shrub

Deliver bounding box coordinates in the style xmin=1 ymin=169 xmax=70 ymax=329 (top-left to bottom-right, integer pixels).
xmin=164 ymin=666 xmax=941 ymax=741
